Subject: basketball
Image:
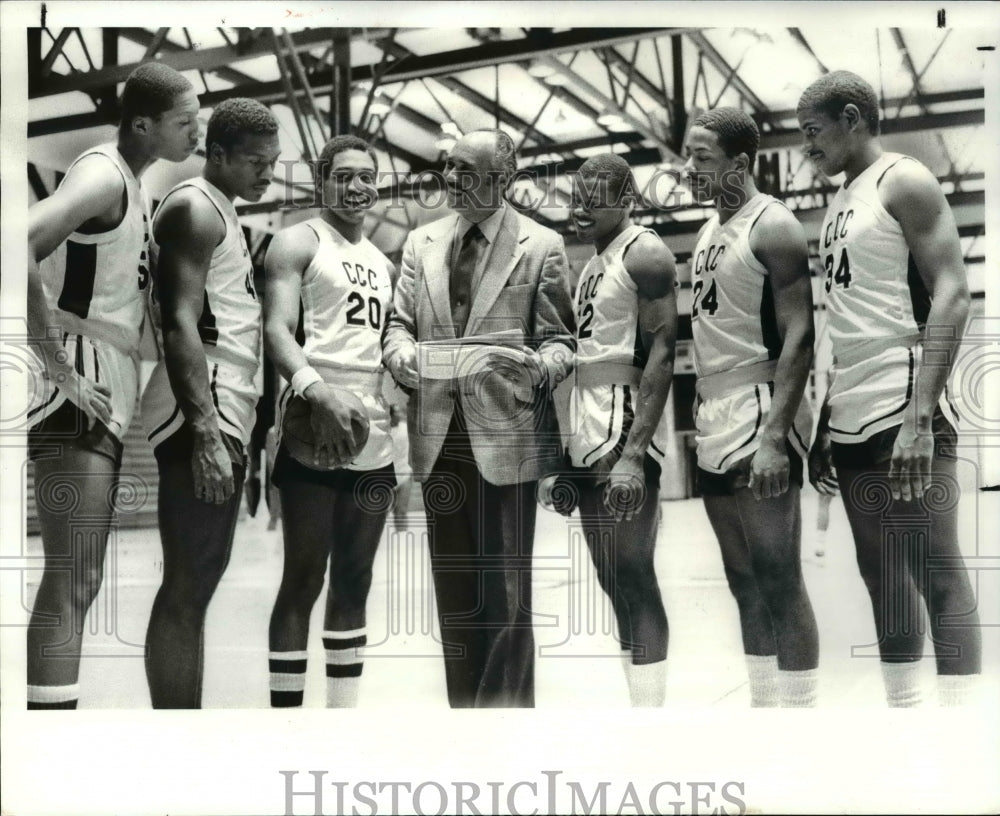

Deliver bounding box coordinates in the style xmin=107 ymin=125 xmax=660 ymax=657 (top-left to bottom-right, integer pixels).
xmin=281 ymin=389 xmax=370 ymax=470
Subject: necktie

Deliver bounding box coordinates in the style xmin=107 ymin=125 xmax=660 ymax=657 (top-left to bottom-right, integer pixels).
xmin=450 ymin=223 xmax=484 ymax=336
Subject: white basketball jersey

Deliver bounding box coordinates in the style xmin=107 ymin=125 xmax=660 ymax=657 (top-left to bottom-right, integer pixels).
xmin=691 ymin=192 xmax=784 ymax=380
xmin=821 ymin=153 xmax=929 ymax=352
xmin=820 ymin=153 xmax=955 ymax=443
xmin=574 ymin=224 xmax=653 ymax=368
xmin=149 ymin=176 xmax=261 ymax=375
xmin=39 ymin=144 xmax=151 ymax=355
xmin=298 ymin=218 xmax=394 ymax=373
xmin=568 ymin=224 xmax=670 ymax=468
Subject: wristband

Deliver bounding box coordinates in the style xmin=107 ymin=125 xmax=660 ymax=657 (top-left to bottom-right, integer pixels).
xmin=291 ymin=365 xmax=323 ymax=397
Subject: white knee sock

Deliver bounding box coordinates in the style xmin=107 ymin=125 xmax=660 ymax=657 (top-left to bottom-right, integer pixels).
xmin=27 ymin=683 xmax=79 ymax=709
xmin=622 ymin=659 xmax=666 ymax=707
xmin=881 ymin=660 xmax=923 ymax=707
xmin=324 ymin=628 xmax=365 ymax=708
xmin=938 ymin=673 xmax=979 ymax=707
xmin=745 ymin=654 xmax=779 ymax=707
xmin=778 ymin=668 xmax=818 ymax=707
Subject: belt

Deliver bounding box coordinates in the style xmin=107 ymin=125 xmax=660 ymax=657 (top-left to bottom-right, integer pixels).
xmin=696 ymin=359 xmax=777 ymax=400
xmin=575 ymin=362 xmax=643 ymax=389
xmin=833 ymin=333 xmax=921 ymax=369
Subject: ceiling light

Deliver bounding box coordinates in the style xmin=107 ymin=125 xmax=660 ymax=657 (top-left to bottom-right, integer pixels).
xmin=527 ymin=61 xmax=555 ymax=79
xmin=543 ymin=72 xmax=570 ymax=86
xmin=368 ymin=91 xmax=391 ymax=118
xmin=597 ymin=107 xmax=626 ymax=128
xmin=435 ymin=126 xmax=459 ymax=152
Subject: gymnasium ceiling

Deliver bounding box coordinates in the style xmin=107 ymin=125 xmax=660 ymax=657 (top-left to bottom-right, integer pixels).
xmin=27 ymin=25 xmax=989 ymax=267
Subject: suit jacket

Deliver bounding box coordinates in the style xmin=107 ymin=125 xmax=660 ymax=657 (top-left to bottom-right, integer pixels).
xmin=383 ymin=205 xmax=575 ymax=485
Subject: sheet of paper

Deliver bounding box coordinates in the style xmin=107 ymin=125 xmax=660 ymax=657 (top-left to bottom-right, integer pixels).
xmin=418 ymin=330 xmax=527 ymax=380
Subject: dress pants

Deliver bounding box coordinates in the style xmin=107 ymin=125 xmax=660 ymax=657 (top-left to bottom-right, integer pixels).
xmin=421 ymin=407 xmax=537 ymax=707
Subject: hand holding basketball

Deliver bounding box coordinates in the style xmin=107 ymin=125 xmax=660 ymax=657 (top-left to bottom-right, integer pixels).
xmin=283 ymin=384 xmax=369 ymax=470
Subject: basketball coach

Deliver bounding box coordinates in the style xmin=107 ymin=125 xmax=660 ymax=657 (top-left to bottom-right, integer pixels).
xmin=383 ymin=128 xmax=575 ymax=707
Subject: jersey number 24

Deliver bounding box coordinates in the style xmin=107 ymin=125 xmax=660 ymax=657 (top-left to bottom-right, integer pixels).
xmin=692 ymin=279 xmax=719 ymax=318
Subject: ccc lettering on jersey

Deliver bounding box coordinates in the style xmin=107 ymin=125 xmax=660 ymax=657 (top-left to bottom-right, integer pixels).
xmin=342 ymin=263 xmax=384 ymax=330
xmin=576 ymin=270 xmax=603 ymax=339
xmin=342 ymin=262 xmax=381 ymax=290
xmin=693 ymin=243 xmax=725 ymax=275
xmin=823 ymin=208 xmax=853 ymax=249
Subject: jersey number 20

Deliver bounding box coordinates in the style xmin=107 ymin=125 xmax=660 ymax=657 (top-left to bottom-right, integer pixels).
xmin=346 ymin=292 xmax=382 ymax=329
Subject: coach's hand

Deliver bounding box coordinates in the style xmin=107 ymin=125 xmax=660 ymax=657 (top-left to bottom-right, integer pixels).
xmin=604 ymin=455 xmax=647 ymax=522
xmin=807 ymin=429 xmax=839 ymax=496
xmin=305 ymin=382 xmax=366 ymax=468
xmin=191 ymin=425 xmax=235 ymax=504
xmin=390 ymin=346 xmax=420 ymax=390
xmin=489 ymin=347 xmax=546 ymax=402
xmin=888 ymin=421 xmax=933 ymax=502
xmin=749 ymin=435 xmax=790 ymax=501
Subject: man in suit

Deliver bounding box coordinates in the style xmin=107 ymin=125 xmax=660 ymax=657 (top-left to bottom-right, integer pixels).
xmin=383 ymin=129 xmax=574 ymax=707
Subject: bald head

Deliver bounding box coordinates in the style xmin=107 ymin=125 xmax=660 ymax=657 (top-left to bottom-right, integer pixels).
xmin=444 ymin=128 xmax=517 ymax=220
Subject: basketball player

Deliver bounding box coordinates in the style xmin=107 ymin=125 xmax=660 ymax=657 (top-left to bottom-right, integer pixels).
xmin=142 ymin=98 xmax=280 ymax=708
xmin=798 ymin=71 xmax=981 ymax=706
xmin=263 ymin=135 xmax=396 ymax=708
xmin=539 ymin=154 xmax=676 ymax=706
xmin=25 ymin=63 xmax=199 ymax=709
xmin=683 ymin=108 xmax=820 ymax=707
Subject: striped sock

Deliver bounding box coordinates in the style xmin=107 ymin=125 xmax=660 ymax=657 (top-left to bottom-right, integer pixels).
xmin=779 ymin=668 xmax=818 ymax=707
xmin=324 ymin=628 xmax=366 ymax=708
xmin=745 ymin=655 xmax=779 ymax=707
xmin=27 ymin=683 xmax=79 ymax=710
xmin=269 ymin=650 xmax=308 ymax=707
xmin=881 ymin=660 xmax=923 ymax=707
xmin=938 ymin=673 xmax=979 ymax=707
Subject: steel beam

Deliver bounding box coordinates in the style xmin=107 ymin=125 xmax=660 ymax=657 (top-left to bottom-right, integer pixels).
xmin=537 ymin=54 xmax=682 ymax=164
xmin=757 ymin=108 xmax=984 ymax=151
xmin=788 ymin=28 xmax=828 ymax=73
xmin=670 ymin=34 xmax=686 ymax=151
xmin=119 ymin=27 xmax=259 ymax=88
xmin=375 ymin=36 xmax=557 ymax=146
xmin=32 ymin=27 xmax=674 ymax=101
xmin=40 ymin=28 xmax=75 ymax=76
xmin=605 ymin=44 xmax=668 ymax=108
xmin=31 ymin=26 xmax=337 ymax=98
xmin=762 ymin=87 xmax=984 ymax=125
xmin=331 ymin=30 xmax=351 ymax=136
xmin=99 ymin=29 xmax=119 ymax=115
xmin=684 ymin=30 xmax=770 ymax=118
xmin=27 ymin=163 xmax=50 ymax=201
xmin=142 ymin=28 xmax=172 ymax=60
xmin=518 ymin=131 xmax=646 ymax=159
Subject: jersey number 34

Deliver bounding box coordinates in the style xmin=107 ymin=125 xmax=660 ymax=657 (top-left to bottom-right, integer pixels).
xmin=824 ymin=248 xmax=852 ymax=293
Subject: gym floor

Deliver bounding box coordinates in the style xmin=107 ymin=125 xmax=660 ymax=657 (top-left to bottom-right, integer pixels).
xmin=19 ymin=480 xmax=1000 ymax=710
